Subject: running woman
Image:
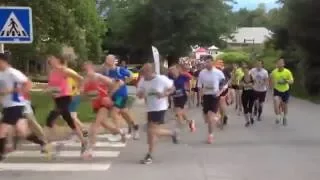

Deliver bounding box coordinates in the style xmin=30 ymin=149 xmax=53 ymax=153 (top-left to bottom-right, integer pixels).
xmin=230 ymin=63 xmax=244 ymax=115
xmin=168 ymin=65 xmax=195 ymax=132
xmin=214 ymin=59 xmax=230 ymax=127
xmin=249 ymin=60 xmax=269 ymax=121
xmin=240 ymin=65 xmax=255 ymax=127
xmin=65 ymin=64 xmax=88 ymax=139
xmin=103 ymin=55 xmax=139 ymax=139
xmin=45 ymin=55 xmax=87 ymax=156
xmin=191 ymin=64 xmax=202 ymax=107
xmin=81 ymin=61 xmax=126 ymax=158
xmin=197 ymin=56 xmax=226 ymax=144
xmin=137 ymin=63 xmax=178 ymax=164
xmin=176 ymin=64 xmax=193 ymax=107
xmin=270 ymin=58 xmax=294 ymax=126
xmin=0 ymin=53 xmax=50 ymax=161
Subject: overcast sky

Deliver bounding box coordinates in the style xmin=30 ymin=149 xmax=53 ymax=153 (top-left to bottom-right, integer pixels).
xmin=233 ymin=0 xmax=279 ymax=10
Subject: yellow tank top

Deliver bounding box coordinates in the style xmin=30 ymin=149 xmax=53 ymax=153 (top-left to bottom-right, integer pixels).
xmin=67 ymin=68 xmax=80 ymax=96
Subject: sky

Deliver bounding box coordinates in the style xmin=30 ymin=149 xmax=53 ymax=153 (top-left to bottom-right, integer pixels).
xmin=233 ymin=0 xmax=279 ymax=11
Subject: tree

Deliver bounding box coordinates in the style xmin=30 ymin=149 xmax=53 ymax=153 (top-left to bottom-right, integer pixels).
xmin=285 ymin=0 xmax=320 ymax=96
xmin=102 ymin=0 xmax=234 ymax=64
xmin=4 ymin=0 xmax=105 ymax=72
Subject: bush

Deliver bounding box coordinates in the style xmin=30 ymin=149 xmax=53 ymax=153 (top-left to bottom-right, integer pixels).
xmin=217 ymin=51 xmax=250 ymax=64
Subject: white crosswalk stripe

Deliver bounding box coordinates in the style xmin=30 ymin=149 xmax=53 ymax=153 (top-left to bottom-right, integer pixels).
xmin=0 ymin=134 xmax=127 ymax=172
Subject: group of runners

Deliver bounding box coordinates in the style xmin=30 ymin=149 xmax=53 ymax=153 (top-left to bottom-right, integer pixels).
xmin=0 ymin=53 xmax=139 ymax=161
xmin=136 ymin=55 xmax=293 ymax=164
xmin=0 ymin=52 xmax=294 ymax=165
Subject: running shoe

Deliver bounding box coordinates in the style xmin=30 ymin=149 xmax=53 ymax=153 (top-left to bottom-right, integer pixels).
xmin=223 ymin=116 xmax=228 ymax=125
xmin=42 ymin=144 xmax=53 ymax=160
xmin=207 ymin=134 xmax=214 ymax=144
xmin=188 ymin=120 xmax=196 ymax=132
xmin=250 ymin=117 xmax=254 ymax=125
xmin=82 ymin=149 xmax=93 ymax=160
xmin=133 ymin=125 xmax=140 ymax=140
xmin=172 ymin=130 xmax=179 ymax=144
xmin=140 ymin=154 xmax=152 ymax=164
xmin=275 ymin=119 xmax=280 ymax=124
xmin=282 ymin=117 xmax=287 ymax=126
xmin=245 ymin=121 xmax=250 ymax=127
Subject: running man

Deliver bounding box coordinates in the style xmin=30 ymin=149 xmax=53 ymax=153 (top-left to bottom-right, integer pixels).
xmin=250 ymin=60 xmax=269 ymax=121
xmin=270 ymin=58 xmax=294 ymax=126
xmin=168 ymin=65 xmax=195 ymax=132
xmin=197 ymin=55 xmax=226 ymax=144
xmin=45 ymin=55 xmax=87 ymax=157
xmin=81 ymin=61 xmax=126 ymax=158
xmin=103 ymin=55 xmax=139 ymax=139
xmin=137 ymin=63 xmax=178 ymax=164
xmin=0 ymin=53 xmax=50 ymax=161
xmin=5 ymin=79 xmax=49 ymax=153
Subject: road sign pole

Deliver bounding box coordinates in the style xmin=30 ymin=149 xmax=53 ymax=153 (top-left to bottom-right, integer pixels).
xmin=0 ymin=43 xmax=4 ymax=53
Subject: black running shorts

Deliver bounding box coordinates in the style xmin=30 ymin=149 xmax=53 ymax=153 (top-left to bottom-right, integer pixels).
xmin=173 ymin=95 xmax=188 ymax=109
xmin=147 ymin=110 xmax=166 ymax=124
xmin=202 ymin=95 xmax=220 ymax=114
xmin=1 ymin=106 xmax=24 ymax=125
xmin=254 ymin=91 xmax=267 ymax=103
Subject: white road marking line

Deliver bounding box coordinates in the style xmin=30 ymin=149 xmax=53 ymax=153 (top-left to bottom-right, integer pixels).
xmin=0 ymin=163 xmax=111 ymax=171
xmin=7 ymin=151 xmax=120 ymax=158
xmin=22 ymin=141 xmax=126 ymax=148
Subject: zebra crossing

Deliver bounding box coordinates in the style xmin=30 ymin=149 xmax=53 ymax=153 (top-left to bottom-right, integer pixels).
xmin=0 ymin=134 xmax=127 ymax=172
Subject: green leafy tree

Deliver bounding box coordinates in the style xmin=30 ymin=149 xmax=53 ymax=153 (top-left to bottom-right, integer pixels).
xmin=3 ymin=0 xmax=105 ymax=72
xmin=285 ymin=0 xmax=320 ymax=96
xmin=102 ymin=0 xmax=234 ymax=64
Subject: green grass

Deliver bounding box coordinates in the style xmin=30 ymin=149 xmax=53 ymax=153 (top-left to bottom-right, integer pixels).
xmin=31 ymin=92 xmax=136 ymax=125
xmin=31 ymin=92 xmax=94 ymax=125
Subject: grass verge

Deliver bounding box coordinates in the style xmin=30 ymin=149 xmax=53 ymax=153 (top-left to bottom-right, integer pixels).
xmin=31 ymin=92 xmax=137 ymax=125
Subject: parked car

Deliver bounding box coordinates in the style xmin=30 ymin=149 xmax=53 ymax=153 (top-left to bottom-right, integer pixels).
xmin=127 ymin=66 xmax=140 ymax=86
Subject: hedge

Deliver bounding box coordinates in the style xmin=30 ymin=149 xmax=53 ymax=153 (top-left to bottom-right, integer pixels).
xmin=216 ymin=51 xmax=250 ymax=64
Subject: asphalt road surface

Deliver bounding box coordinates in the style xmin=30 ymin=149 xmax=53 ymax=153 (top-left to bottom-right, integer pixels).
xmin=1 ymin=90 xmax=320 ymax=180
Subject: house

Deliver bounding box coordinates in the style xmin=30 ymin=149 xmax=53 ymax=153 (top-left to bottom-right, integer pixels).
xmin=225 ymin=27 xmax=273 ymax=48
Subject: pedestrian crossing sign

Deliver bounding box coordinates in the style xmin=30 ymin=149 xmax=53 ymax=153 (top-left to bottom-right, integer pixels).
xmin=0 ymin=7 xmax=33 ymax=44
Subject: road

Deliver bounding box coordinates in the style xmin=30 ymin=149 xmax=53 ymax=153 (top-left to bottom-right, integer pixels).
xmin=1 ymin=89 xmax=320 ymax=180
